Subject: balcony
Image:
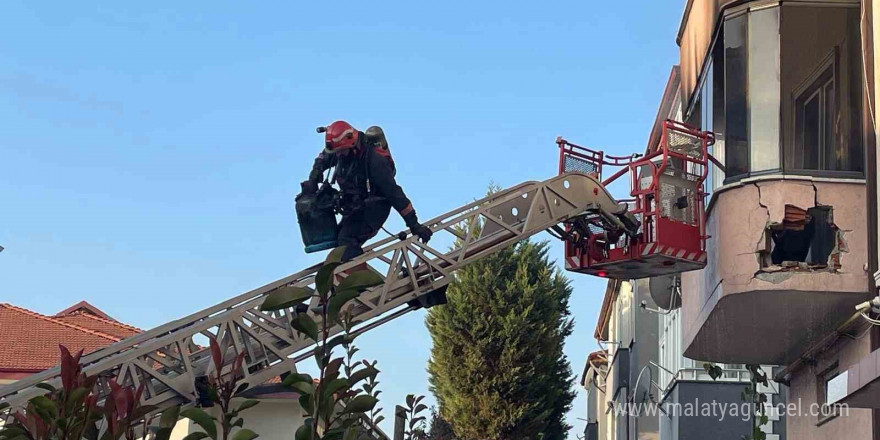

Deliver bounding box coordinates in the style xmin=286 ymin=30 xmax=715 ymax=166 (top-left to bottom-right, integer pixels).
xmin=660 ymin=379 xmax=751 ymax=440
xmin=682 ymin=177 xmax=869 ymax=365
xmin=676 ymin=0 xmax=872 ymax=365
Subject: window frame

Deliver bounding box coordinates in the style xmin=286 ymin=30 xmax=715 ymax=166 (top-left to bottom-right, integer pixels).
xmin=792 ymin=49 xmax=836 ymax=172
xmin=684 ymin=1 xmax=865 ymax=187
xmin=816 ymin=361 xmax=841 ymax=426
xmin=786 ymin=46 xmax=863 ymax=178
xmin=721 ymin=10 xmax=752 ymax=183
xmin=686 ymin=19 xmax=729 ymax=196
xmin=781 ymin=3 xmax=864 ymax=178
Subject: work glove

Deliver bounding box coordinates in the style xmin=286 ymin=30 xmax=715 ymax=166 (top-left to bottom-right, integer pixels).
xmin=411 ymin=223 xmax=433 ymax=244
xmin=403 ymin=211 xmax=433 ymax=244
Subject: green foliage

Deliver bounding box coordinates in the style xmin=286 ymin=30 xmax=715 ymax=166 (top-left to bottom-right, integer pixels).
xmin=0 ymin=346 xmax=178 ymax=440
xmin=181 ymin=409 xmax=217 ymax=440
xmin=260 ymin=286 xmax=313 ymax=312
xmin=703 ymin=363 xmax=723 ymax=381
xmin=151 ymin=407 xmax=180 ymax=440
xmin=181 ymin=337 xmax=259 ymax=440
xmin=291 ymin=313 xmax=320 ymax=341
xmin=426 ymin=240 xmax=576 ymax=440
xmin=399 ymin=395 xmax=428 ymax=440
xmin=424 ymin=408 xmax=457 ymax=440
xmin=260 ymin=246 xmax=382 ymax=440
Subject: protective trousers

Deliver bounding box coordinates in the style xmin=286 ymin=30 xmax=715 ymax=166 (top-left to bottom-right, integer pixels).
xmin=337 ymin=199 xmax=392 ymax=261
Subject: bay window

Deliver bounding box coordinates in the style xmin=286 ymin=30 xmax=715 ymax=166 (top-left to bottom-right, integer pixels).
xmin=686 ymin=1 xmax=864 ymax=188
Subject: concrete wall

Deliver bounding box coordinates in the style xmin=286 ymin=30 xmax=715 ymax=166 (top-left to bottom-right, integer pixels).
xmin=169 ymin=400 xmax=307 ymax=440
xmin=786 ymin=336 xmax=874 ymax=440
xmin=678 ymin=0 xmax=738 ymax=104
xmin=632 ymin=279 xmax=660 ymax=440
xmin=682 ymin=178 xmax=870 ymax=364
xmin=598 ymin=279 xmax=662 ymax=440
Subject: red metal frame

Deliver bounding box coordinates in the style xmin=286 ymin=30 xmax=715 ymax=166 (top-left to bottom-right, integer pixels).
xmin=557 ymin=120 xmax=715 ymax=279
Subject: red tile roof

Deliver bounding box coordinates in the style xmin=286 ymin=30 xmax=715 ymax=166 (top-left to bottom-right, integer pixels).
xmin=0 ymin=302 xmax=140 ymax=375
xmin=54 ymin=311 xmax=141 ymax=340
xmin=1 ymin=302 xmax=279 ymax=388
xmin=54 ymin=301 xmax=115 ymax=320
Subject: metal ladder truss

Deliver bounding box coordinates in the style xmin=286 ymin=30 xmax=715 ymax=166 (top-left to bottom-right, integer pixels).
xmin=0 ymin=172 xmax=626 ymax=423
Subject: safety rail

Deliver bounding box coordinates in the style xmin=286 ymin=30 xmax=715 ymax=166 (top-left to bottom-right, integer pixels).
xmin=556 ymin=138 xmax=644 ymax=185
xmin=628 ymin=120 xmax=712 ymax=245
xmin=660 ymin=368 xmax=751 ymax=397
xmin=559 ymin=120 xmax=714 ymax=279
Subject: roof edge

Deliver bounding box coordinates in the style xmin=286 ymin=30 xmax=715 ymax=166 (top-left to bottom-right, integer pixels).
xmin=676 ymin=0 xmax=698 ymax=46
xmin=593 ymin=280 xmax=621 ymax=341
xmin=645 ymin=66 xmax=682 ymax=154
xmin=61 ymin=310 xmax=143 ymax=334
xmin=55 ymin=301 xmax=114 ymax=320
xmin=1 ymin=303 xmax=121 ymax=343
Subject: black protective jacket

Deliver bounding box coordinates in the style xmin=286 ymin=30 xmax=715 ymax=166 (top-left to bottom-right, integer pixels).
xmin=309 ymin=134 xmax=415 ymax=217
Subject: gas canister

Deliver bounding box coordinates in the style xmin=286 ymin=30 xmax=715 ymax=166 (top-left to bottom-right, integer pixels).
xmin=296 ymin=182 xmax=339 ymax=253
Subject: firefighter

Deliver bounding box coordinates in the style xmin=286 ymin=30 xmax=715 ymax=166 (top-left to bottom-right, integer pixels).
xmin=305 ymin=121 xmax=432 ymax=261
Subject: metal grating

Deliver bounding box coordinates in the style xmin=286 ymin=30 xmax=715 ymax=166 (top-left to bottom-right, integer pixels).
xmin=563 ymin=154 xmax=599 ymax=175
xmin=659 ymin=183 xmax=697 ymax=224
xmin=662 ymin=167 xmax=701 ymax=182
xmin=667 ymin=129 xmax=703 ymax=159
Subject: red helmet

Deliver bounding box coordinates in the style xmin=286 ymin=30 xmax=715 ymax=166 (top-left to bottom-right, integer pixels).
xmin=318 ymin=120 xmax=359 ymax=153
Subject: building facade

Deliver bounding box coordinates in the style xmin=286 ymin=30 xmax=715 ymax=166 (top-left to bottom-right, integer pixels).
xmin=582 ymin=65 xmax=785 ymax=439
xmin=583 ymin=279 xmax=661 ymax=440
xmin=674 ymin=0 xmax=880 ymax=439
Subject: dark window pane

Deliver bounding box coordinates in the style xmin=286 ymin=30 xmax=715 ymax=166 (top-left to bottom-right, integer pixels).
xmin=781 ymin=6 xmax=862 ymax=174
xmin=687 ymin=93 xmax=701 ymax=128
xmin=793 ymin=59 xmax=833 ymax=171
xmin=824 ymin=81 xmax=836 ymax=169
xmin=712 ymin=33 xmax=727 ymax=188
xmin=724 ymin=14 xmax=749 ymax=178
xmin=703 ymin=60 xmax=713 ymax=133
xmin=802 ymin=93 xmax=820 ymax=169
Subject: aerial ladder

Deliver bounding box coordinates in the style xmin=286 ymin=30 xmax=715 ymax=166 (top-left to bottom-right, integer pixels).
xmin=0 ymin=120 xmax=713 ymax=424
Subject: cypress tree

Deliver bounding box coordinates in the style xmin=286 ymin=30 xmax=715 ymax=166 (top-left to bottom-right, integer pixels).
xmin=426 ymin=239 xmax=576 ymax=440
xmin=426 ymin=408 xmax=457 ymax=440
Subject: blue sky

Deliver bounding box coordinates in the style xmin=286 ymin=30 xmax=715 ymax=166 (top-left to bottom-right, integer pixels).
xmin=0 ymin=1 xmax=683 ymax=436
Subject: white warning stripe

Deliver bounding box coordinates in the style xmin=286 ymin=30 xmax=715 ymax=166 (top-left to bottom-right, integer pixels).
xmin=331 ymin=128 xmax=355 ymax=143
xmin=646 ymin=244 xmax=706 ymax=262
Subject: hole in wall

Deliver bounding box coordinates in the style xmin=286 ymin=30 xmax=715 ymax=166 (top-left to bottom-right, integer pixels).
xmin=757 ymin=204 xmax=841 ymax=272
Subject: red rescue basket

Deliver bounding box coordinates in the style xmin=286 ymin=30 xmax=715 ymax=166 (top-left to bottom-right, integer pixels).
xmin=556 ymin=120 xmax=714 ymax=279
